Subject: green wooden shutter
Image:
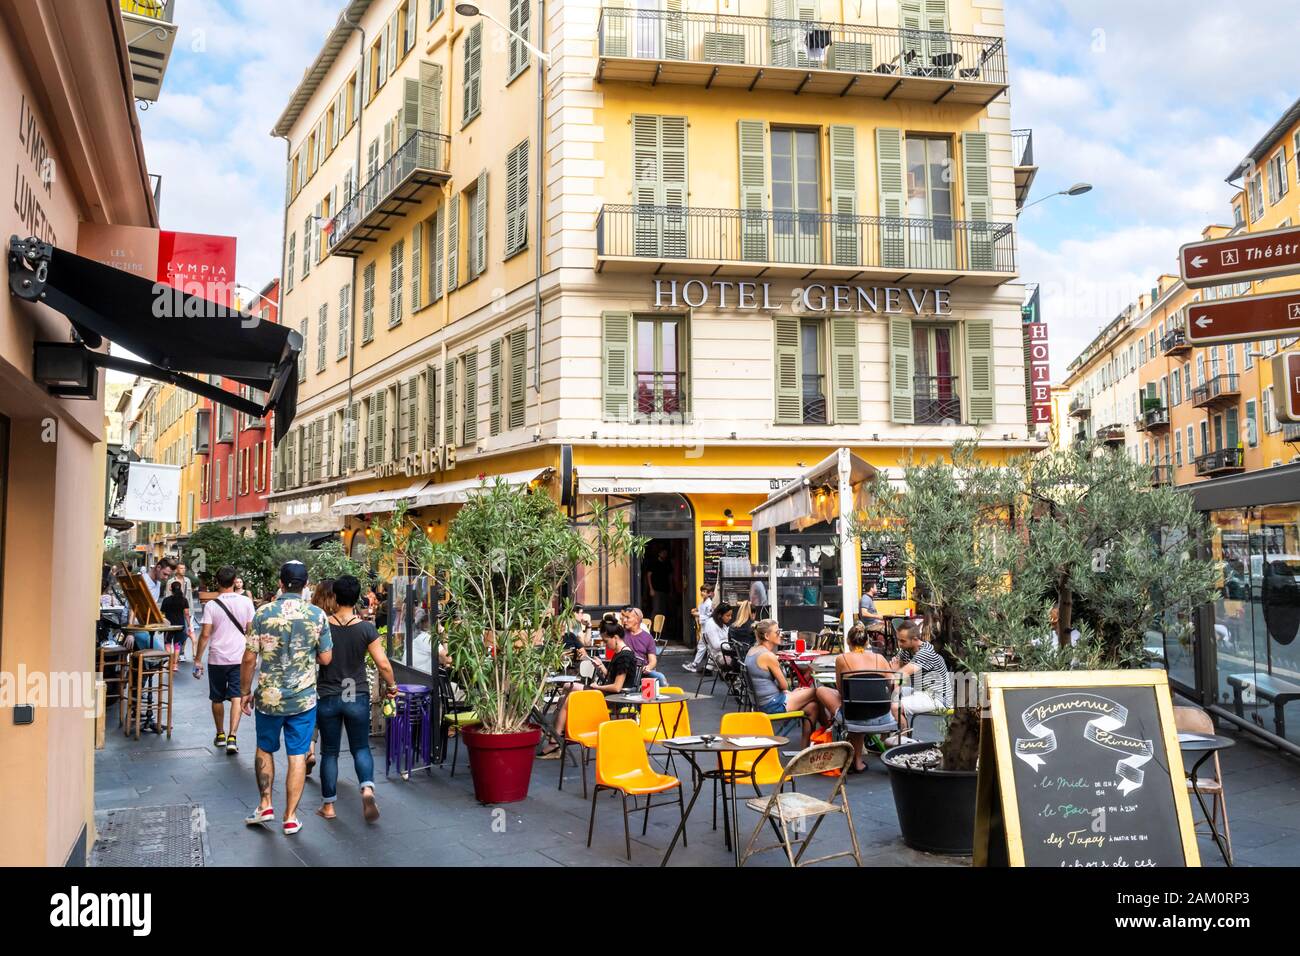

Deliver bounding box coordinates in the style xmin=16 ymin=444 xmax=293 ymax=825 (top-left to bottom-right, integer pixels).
xmin=489 ymin=337 xmax=503 ymax=435
xmin=774 ymin=317 xmax=802 ymax=424
xmin=631 ymin=115 xmax=687 ymax=257
xmin=664 ymin=0 xmax=686 ymax=60
xmin=506 ymin=140 xmax=528 ymax=257
xmin=447 ymin=191 xmax=460 ymax=291
xmin=419 ymin=60 xmax=443 ymax=140
xmin=829 ymin=316 xmax=860 ymax=424
xmin=961 ymin=131 xmax=993 ymax=271
xmin=876 ymin=128 xmax=906 ymax=269
xmin=738 ymin=119 xmax=768 ymax=261
xmin=829 ymin=125 xmax=858 ymax=265
xmin=509 ymin=329 xmax=526 ymax=429
xmin=889 ymin=316 xmax=914 ymax=424
xmin=632 ymin=114 xmax=662 ymax=256
xmin=365 ymin=395 xmax=379 ymax=467
xmin=406 ymin=0 xmax=417 ymax=52
xmin=463 ymin=349 xmax=479 ymax=443
xmin=964 ymin=318 xmax=995 ymax=423
xmin=424 ymin=365 xmax=438 ymax=450
xmin=362 ymin=262 xmax=375 ymax=342
xmin=401 ymin=77 xmax=420 ymax=147
xmin=431 ymin=207 xmax=444 ymax=300
xmin=345 ymin=401 xmax=359 ymax=471
xmin=387 ymin=13 xmax=398 ymax=74
xmin=601 ymin=311 xmax=632 ymax=421
xmin=325 ymin=413 xmax=335 ymax=478
xmin=444 ymin=357 xmax=457 ymax=444
xmin=463 ymin=22 xmax=482 ymax=125
xmin=660 ymin=116 xmax=688 ymax=257
xmin=770 ymin=0 xmax=794 ymax=67
xmin=406 ymin=374 xmax=419 ymax=454
xmin=411 ymin=223 xmax=422 ymax=310
xmin=397 ymin=380 xmax=410 ymax=455
xmin=473 ymin=170 xmax=488 ymax=277
xmin=508 ymin=0 xmax=529 ymax=80
xmin=603 ymin=0 xmax=627 ymax=57
xmin=382 ymin=118 xmax=392 ymax=163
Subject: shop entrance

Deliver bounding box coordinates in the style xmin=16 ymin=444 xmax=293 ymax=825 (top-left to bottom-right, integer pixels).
xmin=635 ymin=494 xmax=694 ymax=646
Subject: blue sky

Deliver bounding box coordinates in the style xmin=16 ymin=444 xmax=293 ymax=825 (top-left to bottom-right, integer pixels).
xmin=139 ymin=1 xmax=1300 ymax=380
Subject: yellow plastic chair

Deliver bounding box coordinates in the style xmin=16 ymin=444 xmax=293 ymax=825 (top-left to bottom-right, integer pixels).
xmin=558 ymin=689 xmax=607 ymax=798
xmin=642 ymin=685 xmax=690 ymax=774
xmin=586 ymin=717 xmax=685 ymax=860
xmin=720 ymin=711 xmax=786 ymax=786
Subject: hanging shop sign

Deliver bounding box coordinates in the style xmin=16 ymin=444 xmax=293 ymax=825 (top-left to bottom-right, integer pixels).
xmin=1023 ymin=321 xmax=1052 ymax=427
xmin=974 ymin=671 xmax=1199 ymax=867
xmin=652 ymin=279 xmax=953 ymax=315
xmin=120 ymin=462 xmax=181 ymax=524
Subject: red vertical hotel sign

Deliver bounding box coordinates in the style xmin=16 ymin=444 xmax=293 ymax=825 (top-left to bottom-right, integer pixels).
xmin=1024 ymin=322 xmax=1052 ymax=426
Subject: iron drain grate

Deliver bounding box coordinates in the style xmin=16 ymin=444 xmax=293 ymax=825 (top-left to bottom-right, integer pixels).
xmin=91 ymin=805 xmax=206 ymax=867
xmin=127 ymin=747 xmax=211 ymax=761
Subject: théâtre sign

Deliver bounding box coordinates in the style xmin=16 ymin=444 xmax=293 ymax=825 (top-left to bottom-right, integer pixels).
xmin=653 ymin=279 xmax=953 ymax=316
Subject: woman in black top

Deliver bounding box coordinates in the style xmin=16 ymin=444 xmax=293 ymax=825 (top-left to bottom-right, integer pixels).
xmin=159 ymin=581 xmax=190 ymax=671
xmin=315 ymin=575 xmax=397 ymax=823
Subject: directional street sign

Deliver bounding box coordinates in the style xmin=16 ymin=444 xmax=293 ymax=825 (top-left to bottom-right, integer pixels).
xmin=1184 ymin=289 xmax=1300 ymax=346
xmin=1274 ymin=352 xmax=1300 ymax=424
xmin=1180 ymin=225 xmax=1300 ymax=288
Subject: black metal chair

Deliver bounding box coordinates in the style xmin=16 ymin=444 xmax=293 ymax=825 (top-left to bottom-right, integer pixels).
xmin=837 ymin=670 xmax=900 ymax=754
xmin=437 ymin=667 xmax=476 ymax=777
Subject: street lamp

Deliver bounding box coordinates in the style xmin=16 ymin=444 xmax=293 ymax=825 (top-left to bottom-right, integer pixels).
xmin=456 ymin=1 xmax=550 ymax=394
xmin=1020 ymin=182 xmax=1093 ymax=213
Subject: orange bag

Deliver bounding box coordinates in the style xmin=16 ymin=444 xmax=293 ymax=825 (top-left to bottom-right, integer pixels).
xmin=808 ymin=727 xmax=841 ymax=776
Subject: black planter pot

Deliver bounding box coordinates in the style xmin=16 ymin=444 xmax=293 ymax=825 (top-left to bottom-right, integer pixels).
xmin=882 ymin=741 xmax=978 ymax=856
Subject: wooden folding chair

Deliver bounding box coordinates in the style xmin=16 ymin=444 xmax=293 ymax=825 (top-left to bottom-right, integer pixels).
xmin=739 ymin=742 xmax=862 ymax=868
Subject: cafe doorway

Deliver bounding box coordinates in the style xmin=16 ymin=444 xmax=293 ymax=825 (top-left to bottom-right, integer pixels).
xmin=634 ymin=494 xmax=694 ymax=646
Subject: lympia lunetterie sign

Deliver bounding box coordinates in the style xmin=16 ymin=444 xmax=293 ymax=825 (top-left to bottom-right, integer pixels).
xmin=974 ymin=671 xmax=1199 ymax=867
xmin=652 ymin=278 xmax=953 ymax=314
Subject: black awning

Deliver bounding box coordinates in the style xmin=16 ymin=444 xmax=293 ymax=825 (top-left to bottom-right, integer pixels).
xmin=9 ymin=236 xmax=300 ymax=442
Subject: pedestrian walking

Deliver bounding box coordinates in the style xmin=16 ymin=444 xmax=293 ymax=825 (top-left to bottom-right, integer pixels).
xmin=159 ymin=581 xmax=190 ymax=672
xmin=191 ymin=565 xmax=255 ymax=753
xmin=240 ymin=561 xmax=333 ymax=836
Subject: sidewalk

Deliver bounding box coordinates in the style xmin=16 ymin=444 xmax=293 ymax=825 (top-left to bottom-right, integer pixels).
xmin=94 ymin=651 xmax=1300 ymax=867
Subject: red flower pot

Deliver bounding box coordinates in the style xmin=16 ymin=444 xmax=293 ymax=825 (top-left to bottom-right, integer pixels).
xmin=461 ymin=724 xmax=544 ymax=804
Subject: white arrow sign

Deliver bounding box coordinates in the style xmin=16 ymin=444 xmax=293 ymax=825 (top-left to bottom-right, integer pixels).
xmin=1195 ymin=315 xmax=1213 ymax=328
xmin=1191 ymin=255 xmax=1208 ymax=268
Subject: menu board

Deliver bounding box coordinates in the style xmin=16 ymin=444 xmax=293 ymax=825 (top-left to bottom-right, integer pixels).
xmin=703 ymin=530 xmax=752 ymax=586
xmin=974 ymin=671 xmax=1199 ymax=868
xmin=861 ymin=542 xmax=906 ymax=601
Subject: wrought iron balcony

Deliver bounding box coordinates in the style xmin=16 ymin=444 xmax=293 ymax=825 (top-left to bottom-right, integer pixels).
xmin=1095 ymin=424 xmax=1126 ymax=445
xmin=1161 ymin=328 xmax=1190 ymax=356
xmin=595 ymin=8 xmax=1008 ymax=105
xmin=328 ymin=130 xmax=451 ymax=258
xmin=1191 ymin=374 xmax=1240 ymax=409
xmin=914 ymin=374 xmax=961 ymax=425
xmin=595 ymin=205 xmax=1015 ymax=282
xmin=1068 ymin=393 xmax=1090 ymax=418
xmin=1012 ymin=129 xmax=1037 ymax=208
xmin=634 ymin=370 xmax=688 ymax=422
xmin=1138 ymin=404 xmax=1170 ymax=431
xmin=121 ymin=0 xmax=178 ymax=103
xmin=1149 ymin=462 xmax=1173 ymax=487
xmin=1194 ymin=447 xmax=1246 ymax=477
xmin=802 ymin=373 xmax=827 ymax=424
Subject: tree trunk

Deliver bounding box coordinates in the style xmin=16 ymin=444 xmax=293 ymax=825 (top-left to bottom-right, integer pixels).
xmin=1058 ymin=577 xmax=1073 ymax=649
xmin=939 ymin=704 xmax=981 ymax=772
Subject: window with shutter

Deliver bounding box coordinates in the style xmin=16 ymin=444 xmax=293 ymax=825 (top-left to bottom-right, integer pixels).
xmin=961 ymin=132 xmax=992 ymax=271
xmin=462 ymin=23 xmax=482 ymax=127
xmin=505 ymin=140 xmax=529 ymax=258
xmin=345 ymin=401 xmax=359 ymax=472
xmin=302 ymin=216 xmax=312 ymax=278
xmin=400 ymin=77 xmax=419 ymax=149
xmin=508 ymin=0 xmax=530 ymax=82
xmin=430 ymin=207 xmax=444 ymax=301
xmin=472 ymin=171 xmax=488 ymax=277
xmin=444 ymin=357 xmax=457 ymax=445
xmin=324 ymin=413 xmax=335 ymax=478
xmin=889 ymin=316 xmax=914 ymax=424
xmin=631 ymin=115 xmax=688 ymax=258
xmin=424 ymin=365 xmax=438 ymax=450
xmin=405 ymin=375 xmax=419 ymax=454
xmin=773 ymin=316 xmax=802 ymax=424
xmin=298 ymin=319 xmax=308 ymax=381
xmin=446 ymin=193 xmax=459 ymax=291
xmin=463 ymin=350 xmax=479 ymax=443
xmin=419 ymin=59 xmax=443 ymax=156
xmin=509 ymin=328 xmax=527 ymax=429
xmin=431 ymin=0 xmax=444 ymax=22
xmin=489 ymin=338 xmax=503 ymax=436
xmin=876 ymin=128 xmax=906 ymax=269
xmin=386 ymin=16 xmax=397 ymax=76
xmin=362 ymin=262 xmax=376 ymax=343
xmin=829 ymin=316 xmax=860 ymax=424
xmin=317 ymin=304 xmax=328 ymax=372
xmin=602 ymin=311 xmax=632 ymax=421
xmin=337 ymin=285 xmax=350 ymax=359
xmin=738 ymin=120 xmax=768 ymax=261
xmin=411 ymin=224 xmax=422 ymax=311
xmin=964 ymin=318 xmax=995 ymax=423
xmin=828 ymin=126 xmax=858 ymax=266
xmin=404 ymin=1 xmax=416 ymax=55
xmin=285 ymin=234 xmax=295 ymax=292
xmin=389 ymin=239 xmax=405 ymax=327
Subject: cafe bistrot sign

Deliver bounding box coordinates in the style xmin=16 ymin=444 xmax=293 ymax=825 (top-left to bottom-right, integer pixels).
xmin=653 ymin=278 xmax=953 ymax=315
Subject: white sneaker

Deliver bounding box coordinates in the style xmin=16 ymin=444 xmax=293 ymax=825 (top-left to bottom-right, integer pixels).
xmin=682 ymin=663 xmax=698 ymax=673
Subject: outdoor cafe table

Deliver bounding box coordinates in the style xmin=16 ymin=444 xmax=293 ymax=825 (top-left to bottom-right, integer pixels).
xmin=778 ymin=650 xmax=824 ymax=688
xmin=1180 ymin=733 xmax=1236 ymax=866
xmin=659 ymin=733 xmax=788 ymax=867
xmin=603 ymin=691 xmax=691 ymax=730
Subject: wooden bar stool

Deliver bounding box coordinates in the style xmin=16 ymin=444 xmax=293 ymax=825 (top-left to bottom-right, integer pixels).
xmin=97 ymin=644 xmax=130 ymax=715
xmin=122 ymin=648 xmax=176 ymax=739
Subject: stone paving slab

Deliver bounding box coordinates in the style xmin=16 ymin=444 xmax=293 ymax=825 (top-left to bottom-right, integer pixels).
xmin=94 ymin=648 xmax=1300 ymax=867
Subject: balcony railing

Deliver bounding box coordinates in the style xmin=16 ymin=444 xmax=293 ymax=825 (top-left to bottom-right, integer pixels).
xmin=1012 ymin=129 xmax=1034 ymax=168
xmin=1095 ymin=424 xmax=1126 ymax=445
xmin=635 ymin=370 xmax=687 ymax=421
xmin=802 ymin=374 xmax=827 ymax=425
xmin=121 ymin=0 xmax=178 ymax=103
xmin=596 ymin=205 xmax=1015 ymax=280
xmin=1139 ymin=404 xmax=1170 ymax=430
xmin=1161 ymin=328 xmax=1190 ymax=355
xmin=1191 ymin=374 xmax=1240 ymax=409
xmin=1194 ymin=447 xmax=1246 ymax=477
xmin=1068 ymin=393 xmax=1090 ymax=418
xmin=914 ymin=375 xmax=960 ymax=425
xmin=328 ymin=130 xmax=451 ymax=258
xmin=1150 ymin=462 xmax=1173 ymax=486
xmin=596 ymin=8 xmax=1008 ymax=104
xmin=121 ymin=0 xmax=175 ymax=21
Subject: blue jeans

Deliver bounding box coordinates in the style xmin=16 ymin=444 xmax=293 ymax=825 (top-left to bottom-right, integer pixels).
xmin=316 ymin=693 xmax=375 ymax=802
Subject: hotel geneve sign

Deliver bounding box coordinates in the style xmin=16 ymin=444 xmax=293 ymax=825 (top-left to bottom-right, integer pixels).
xmin=652 ymin=278 xmax=954 ymax=315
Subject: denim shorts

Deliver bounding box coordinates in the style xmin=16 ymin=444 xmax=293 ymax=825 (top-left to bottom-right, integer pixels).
xmin=758 ymin=693 xmax=790 ymax=715
xmin=255 ymin=708 xmax=317 ymax=756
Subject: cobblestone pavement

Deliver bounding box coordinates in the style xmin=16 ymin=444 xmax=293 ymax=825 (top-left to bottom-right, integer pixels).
xmin=95 ymin=649 xmax=1300 ymax=866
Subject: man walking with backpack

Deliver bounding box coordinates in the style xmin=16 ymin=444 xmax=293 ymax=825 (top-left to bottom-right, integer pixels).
xmin=192 ymin=565 xmax=255 ymax=753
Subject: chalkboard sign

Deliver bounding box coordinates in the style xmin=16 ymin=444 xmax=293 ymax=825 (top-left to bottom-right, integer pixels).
xmin=974 ymin=671 xmax=1199 ymax=867
xmin=703 ymin=530 xmax=751 ymax=586
xmin=861 ymin=542 xmax=905 ymax=601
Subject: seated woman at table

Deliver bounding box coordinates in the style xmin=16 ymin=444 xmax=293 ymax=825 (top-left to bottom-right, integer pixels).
xmin=542 ymin=619 xmax=638 ymax=756
xmin=727 ymin=601 xmax=756 ymax=653
xmin=835 ymin=625 xmax=898 ymax=773
xmin=745 ymin=619 xmax=836 ymax=748
xmin=701 ymin=602 xmax=734 ymax=672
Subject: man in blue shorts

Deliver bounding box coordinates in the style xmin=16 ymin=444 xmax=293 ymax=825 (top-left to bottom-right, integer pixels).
xmin=240 ymin=561 xmax=332 ymax=836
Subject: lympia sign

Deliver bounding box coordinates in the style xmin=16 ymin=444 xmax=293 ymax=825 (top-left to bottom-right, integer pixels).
xmin=653 ymin=278 xmax=953 ymax=315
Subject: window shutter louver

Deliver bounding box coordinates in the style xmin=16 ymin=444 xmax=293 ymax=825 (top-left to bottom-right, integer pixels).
xmin=431 ymin=207 xmax=444 ymax=300
xmin=603 ymin=0 xmax=628 ymax=56
xmin=420 ymin=60 xmax=443 ymax=140
xmin=463 ymin=350 xmax=479 ymax=443
xmin=829 ymin=125 xmax=858 ymax=265
xmin=411 ymin=224 xmax=422 ymax=310
xmin=660 ymin=117 xmax=688 ymax=257
xmin=397 ymin=379 xmax=410 ymax=456
xmin=738 ymin=119 xmax=769 ymax=261
xmin=387 ymin=15 xmax=398 ymax=75
xmin=889 ymin=316 xmax=914 ymax=423
xmin=345 ymin=401 xmax=359 ymax=471
xmin=376 ymin=391 xmax=388 ymax=464
xmin=338 ymin=285 xmax=350 ymax=358
xmin=473 ymin=170 xmax=488 ymax=277
xmin=401 ymin=78 xmax=420 ymax=146
xmin=509 ymin=329 xmax=527 ymax=429
xmin=961 ymin=131 xmax=993 ymax=271
xmin=406 ymin=375 xmax=419 ymax=454
xmin=325 ymin=413 xmax=335 ymax=478
xmin=489 ymin=337 xmax=503 ymax=435
xmin=463 ymin=23 xmax=482 ymax=124
xmin=964 ymin=318 xmax=995 ymax=423
xmin=876 ymin=128 xmax=906 ymax=269
xmin=444 ymin=357 xmax=457 ymax=445
xmin=601 ymin=311 xmax=632 ymax=421
xmin=447 ymin=194 xmax=459 ymax=291
xmin=406 ymin=0 xmax=417 ymax=53
xmin=506 ymin=140 xmax=529 ymax=257
xmin=362 ymin=262 xmax=376 ymax=342
xmin=774 ymin=316 xmax=802 ymax=424
xmin=829 ymin=316 xmax=860 ymax=424
xmin=424 ymin=365 xmax=438 ymax=450
xmin=664 ymin=0 xmax=686 ymax=59
xmin=508 ymin=0 xmax=529 ymax=80
xmin=317 ymin=303 xmax=328 ymax=371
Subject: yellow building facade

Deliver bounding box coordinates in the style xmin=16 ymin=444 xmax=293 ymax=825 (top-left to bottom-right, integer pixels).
xmin=271 ymin=0 xmax=1038 ymax=645
xmin=146 ymin=382 xmax=203 ymax=552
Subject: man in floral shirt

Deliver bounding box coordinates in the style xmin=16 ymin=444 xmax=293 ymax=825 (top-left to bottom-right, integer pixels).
xmin=240 ymin=561 xmax=332 ymax=835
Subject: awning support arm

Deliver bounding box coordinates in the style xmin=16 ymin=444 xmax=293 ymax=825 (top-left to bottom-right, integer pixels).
xmin=89 ymin=351 xmax=266 ymax=418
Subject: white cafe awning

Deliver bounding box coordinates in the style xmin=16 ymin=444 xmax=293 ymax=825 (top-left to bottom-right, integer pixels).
xmin=750 ymin=449 xmax=877 ymax=532
xmin=332 ymin=481 xmax=430 ymax=517
xmin=577 ymin=465 xmax=805 ymax=497
xmin=409 ymin=467 xmax=550 ymax=508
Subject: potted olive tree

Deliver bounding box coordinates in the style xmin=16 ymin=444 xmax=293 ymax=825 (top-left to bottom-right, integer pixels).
xmin=370 ymin=480 xmax=642 ymax=803
xmin=854 ymin=441 xmax=1219 ymax=855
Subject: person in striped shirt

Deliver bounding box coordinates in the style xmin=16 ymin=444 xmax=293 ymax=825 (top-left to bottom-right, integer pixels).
xmin=890 ymin=619 xmax=951 ymax=730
